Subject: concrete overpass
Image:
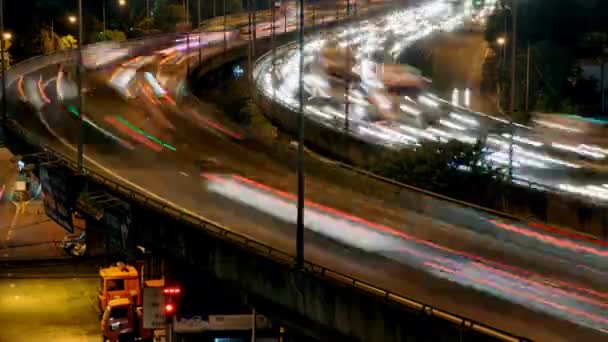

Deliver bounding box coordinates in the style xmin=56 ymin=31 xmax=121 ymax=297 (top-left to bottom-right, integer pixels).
xmin=1 ymin=2 xmax=605 ymax=342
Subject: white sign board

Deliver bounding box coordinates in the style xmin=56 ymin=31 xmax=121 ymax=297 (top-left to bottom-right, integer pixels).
xmin=208 ymin=315 xmax=271 ymax=331
xmin=173 ymin=316 xmax=208 ymax=333
xmin=15 ymin=181 xmax=27 ymax=192
xmin=143 ymin=287 xmax=165 ymax=329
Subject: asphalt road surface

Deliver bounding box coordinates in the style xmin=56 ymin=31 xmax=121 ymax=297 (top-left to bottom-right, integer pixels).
xmin=5 ymin=6 xmax=608 ymax=342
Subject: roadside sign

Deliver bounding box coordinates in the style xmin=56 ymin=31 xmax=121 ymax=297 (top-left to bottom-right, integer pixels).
xmin=208 ymin=315 xmax=271 ymax=331
xmin=143 ymin=287 xmax=165 ymax=329
xmin=40 ymin=165 xmax=74 ymax=233
xmin=15 ymin=180 xmax=27 ymax=191
xmin=173 ymin=315 xmax=208 ymax=333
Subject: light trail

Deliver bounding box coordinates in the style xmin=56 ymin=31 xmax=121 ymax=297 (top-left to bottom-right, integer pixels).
xmin=202 ymin=173 xmax=608 ymax=331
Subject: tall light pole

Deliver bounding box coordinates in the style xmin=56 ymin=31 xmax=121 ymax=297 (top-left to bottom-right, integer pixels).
xmin=508 ymin=0 xmax=517 ymax=181
xmin=0 ymin=0 xmax=6 ymax=123
xmin=103 ymin=0 xmax=106 ymax=33
xmin=252 ymin=0 xmax=256 ymax=57
xmin=197 ymin=0 xmax=201 ymax=29
xmin=296 ymin=0 xmax=305 ymax=270
xmin=222 ymin=0 xmax=226 ymax=53
xmin=77 ymin=0 xmax=85 ymax=172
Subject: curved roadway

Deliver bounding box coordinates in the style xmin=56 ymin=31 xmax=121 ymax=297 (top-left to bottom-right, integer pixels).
xmin=6 ymin=2 xmax=608 ymax=341
xmin=255 ymin=1 xmax=608 ymax=202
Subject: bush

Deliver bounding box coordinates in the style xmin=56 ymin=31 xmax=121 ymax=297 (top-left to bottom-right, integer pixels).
xmin=373 ymin=140 xmax=505 ymax=206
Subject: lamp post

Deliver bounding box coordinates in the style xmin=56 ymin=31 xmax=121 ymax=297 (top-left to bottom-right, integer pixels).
xmin=508 ymin=0 xmax=517 ymax=181
xmin=0 ymin=0 xmax=6 ymax=123
xmin=76 ymin=0 xmax=85 ymax=172
xmin=296 ymin=0 xmax=305 ymax=269
xmin=222 ymin=0 xmax=226 ymax=53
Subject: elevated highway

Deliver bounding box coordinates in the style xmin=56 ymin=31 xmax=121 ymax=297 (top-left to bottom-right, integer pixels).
xmin=1 ymin=1 xmax=607 ymax=341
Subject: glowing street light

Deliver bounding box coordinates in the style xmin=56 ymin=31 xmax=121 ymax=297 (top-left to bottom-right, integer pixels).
xmin=68 ymin=15 xmax=77 ymax=24
xmin=118 ymin=0 xmax=126 ymax=6
xmin=496 ymin=36 xmax=506 ymax=45
xmin=2 ymin=32 xmax=11 ymax=40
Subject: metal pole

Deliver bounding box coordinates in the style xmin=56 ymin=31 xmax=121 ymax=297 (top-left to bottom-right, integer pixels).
xmin=51 ymin=19 xmax=55 ymax=52
xmin=223 ymin=0 xmax=226 ymax=52
xmin=77 ymin=0 xmax=84 ymax=171
xmin=296 ymin=0 xmax=305 ymax=270
xmin=198 ymin=0 xmax=202 ymax=63
xmin=147 ymin=0 xmax=150 ymax=20
xmin=251 ymin=308 xmax=256 ymax=342
xmin=198 ymin=35 xmax=202 ymax=63
xmin=0 ymin=0 xmax=6 ymax=123
xmin=252 ymin=0 xmax=256 ymax=57
xmin=247 ymin=0 xmax=252 ymax=79
xmin=284 ymin=6 xmax=287 ymax=33
xmin=601 ymin=61 xmax=606 ymax=113
xmin=197 ymin=0 xmax=201 ymax=29
xmin=213 ymin=0 xmax=216 ymax=17
xmin=102 ymin=0 xmax=106 ymax=33
xmin=525 ymin=41 xmax=530 ymax=113
xmin=508 ymin=0 xmax=517 ymax=181
xmin=168 ymin=320 xmax=173 ymax=342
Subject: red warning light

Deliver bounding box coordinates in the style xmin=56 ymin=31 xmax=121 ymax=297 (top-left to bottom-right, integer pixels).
xmin=164 ymin=303 xmax=175 ymax=314
xmin=163 ymin=287 xmax=181 ymax=295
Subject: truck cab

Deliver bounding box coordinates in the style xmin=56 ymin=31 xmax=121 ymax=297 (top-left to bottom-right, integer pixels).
xmin=102 ymin=298 xmax=160 ymax=342
xmin=99 ymin=263 xmax=142 ymax=314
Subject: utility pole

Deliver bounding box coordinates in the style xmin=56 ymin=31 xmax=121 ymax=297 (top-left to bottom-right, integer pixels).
xmin=223 ymin=0 xmax=226 ymax=53
xmin=250 ymin=308 xmax=256 ymax=342
xmin=252 ymin=0 xmax=256 ymax=57
xmin=247 ymin=0 xmax=252 ymax=78
xmin=77 ymin=0 xmax=85 ymax=171
xmin=102 ymin=0 xmax=106 ymax=33
xmin=525 ymin=41 xmax=530 ymax=113
xmin=198 ymin=0 xmax=202 ymax=63
xmin=0 ymin=0 xmax=6 ymax=123
xmin=51 ymin=19 xmax=55 ymax=51
xmin=508 ymin=0 xmax=517 ymax=181
xmin=601 ymin=60 xmax=606 ymax=113
xmin=186 ymin=0 xmax=190 ymax=26
xmin=296 ymin=0 xmax=305 ymax=270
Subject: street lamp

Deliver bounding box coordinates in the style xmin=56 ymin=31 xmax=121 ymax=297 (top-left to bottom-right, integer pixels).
xmin=496 ymin=36 xmax=506 ymax=45
xmin=2 ymin=32 xmax=11 ymax=40
xmin=0 ymin=0 xmax=6 ymax=123
xmin=118 ymin=0 xmax=126 ymax=6
xmin=68 ymin=15 xmax=77 ymax=24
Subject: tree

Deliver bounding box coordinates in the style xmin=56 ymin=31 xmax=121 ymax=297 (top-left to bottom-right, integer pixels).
xmin=39 ymin=28 xmax=60 ymax=54
xmin=98 ymin=30 xmax=127 ymax=42
xmin=59 ymin=35 xmax=78 ymax=50
xmin=153 ymin=0 xmax=187 ymax=32
xmin=2 ymin=37 xmax=12 ymax=69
